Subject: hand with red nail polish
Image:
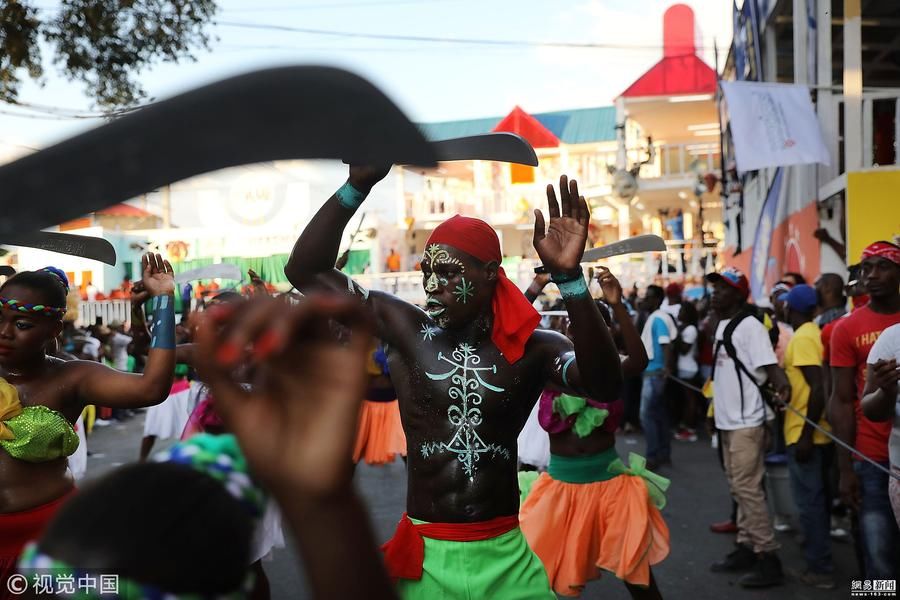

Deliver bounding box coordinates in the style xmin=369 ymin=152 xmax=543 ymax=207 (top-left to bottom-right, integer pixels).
xmin=215 ymin=341 xmax=241 ymax=366
xmin=193 ymin=293 xmax=374 ymax=498
xmin=253 ymin=329 xmax=282 ymax=360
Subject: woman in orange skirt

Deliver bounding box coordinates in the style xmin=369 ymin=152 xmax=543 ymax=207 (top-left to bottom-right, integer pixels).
xmin=353 ymin=342 xmax=406 ymax=465
xmin=520 ymin=269 xmax=670 ymax=599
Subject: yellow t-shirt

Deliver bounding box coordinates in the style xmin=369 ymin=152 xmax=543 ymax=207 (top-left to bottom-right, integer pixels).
xmin=783 ymin=321 xmax=832 ymax=445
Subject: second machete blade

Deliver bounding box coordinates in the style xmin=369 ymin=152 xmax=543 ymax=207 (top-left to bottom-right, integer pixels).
xmin=431 ymin=133 xmax=539 ymax=166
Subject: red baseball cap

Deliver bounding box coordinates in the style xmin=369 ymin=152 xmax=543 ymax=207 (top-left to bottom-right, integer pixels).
xmin=706 ymin=267 xmax=750 ymax=298
xmin=665 ymin=282 xmax=683 ymax=297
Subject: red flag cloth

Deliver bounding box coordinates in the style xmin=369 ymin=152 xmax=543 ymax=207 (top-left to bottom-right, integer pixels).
xmin=861 ymin=241 xmax=900 ymax=266
xmin=380 ymin=512 xmax=520 ymax=581
xmin=426 ymin=215 xmax=540 ymax=363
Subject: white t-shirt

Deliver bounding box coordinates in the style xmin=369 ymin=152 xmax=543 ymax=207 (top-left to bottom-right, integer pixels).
xmin=678 ymin=324 xmax=699 ymax=375
xmin=866 ymin=323 xmax=900 ymax=468
xmin=712 ymin=315 xmax=778 ymax=430
xmin=76 ymin=335 xmax=101 ymax=360
xmin=662 ymin=299 xmax=681 ymax=319
xmin=109 ymin=332 xmax=132 ymax=371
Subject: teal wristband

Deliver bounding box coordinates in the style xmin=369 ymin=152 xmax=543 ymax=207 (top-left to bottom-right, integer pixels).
xmin=335 ymin=181 xmax=366 ymax=210
xmin=556 ymin=275 xmax=589 ymax=300
xmin=550 ymin=270 xmax=583 ymax=284
xmin=561 ymin=355 xmax=577 ymax=387
xmin=149 ymin=295 xmax=176 ymax=350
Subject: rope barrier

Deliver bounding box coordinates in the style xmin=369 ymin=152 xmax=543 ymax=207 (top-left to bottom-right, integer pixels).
xmin=666 ymin=373 xmax=900 ymax=482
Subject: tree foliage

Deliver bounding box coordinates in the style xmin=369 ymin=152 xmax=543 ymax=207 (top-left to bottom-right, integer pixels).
xmin=0 ymin=0 xmax=218 ymax=108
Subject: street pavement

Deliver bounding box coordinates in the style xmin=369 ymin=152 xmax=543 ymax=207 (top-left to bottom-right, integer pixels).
xmin=81 ymin=414 xmax=860 ymax=599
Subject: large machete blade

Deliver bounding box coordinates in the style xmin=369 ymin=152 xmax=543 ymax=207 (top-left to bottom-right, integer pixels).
xmin=0 ymin=66 xmax=437 ymax=237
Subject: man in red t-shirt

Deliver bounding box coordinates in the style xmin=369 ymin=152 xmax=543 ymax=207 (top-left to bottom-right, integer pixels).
xmin=829 ymin=241 xmax=900 ymax=579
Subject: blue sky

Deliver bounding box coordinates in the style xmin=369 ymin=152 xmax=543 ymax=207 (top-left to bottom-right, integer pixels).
xmin=0 ymin=0 xmax=731 ymax=159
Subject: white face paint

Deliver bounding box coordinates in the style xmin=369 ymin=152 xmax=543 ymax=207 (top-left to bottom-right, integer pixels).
xmin=420 ymin=323 xmax=438 ymax=341
xmin=421 ymin=244 xmax=465 ymax=323
xmin=420 ymin=343 xmax=510 ymax=480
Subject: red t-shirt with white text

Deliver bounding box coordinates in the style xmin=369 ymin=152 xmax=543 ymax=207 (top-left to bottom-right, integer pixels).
xmin=830 ymin=306 xmax=900 ymax=463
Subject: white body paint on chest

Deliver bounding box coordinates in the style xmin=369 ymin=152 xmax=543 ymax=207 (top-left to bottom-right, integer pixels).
xmin=420 ymin=342 xmax=510 ymax=480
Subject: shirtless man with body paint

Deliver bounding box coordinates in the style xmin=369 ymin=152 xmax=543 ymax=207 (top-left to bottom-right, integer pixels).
xmin=285 ymin=165 xmax=622 ymax=598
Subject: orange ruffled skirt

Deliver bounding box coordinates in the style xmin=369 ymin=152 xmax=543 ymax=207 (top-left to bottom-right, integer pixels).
xmin=520 ymin=459 xmax=669 ymax=595
xmin=353 ymin=399 xmax=407 ymax=465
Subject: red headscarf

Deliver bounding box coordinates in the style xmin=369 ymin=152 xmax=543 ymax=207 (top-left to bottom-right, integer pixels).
xmin=861 ymin=241 xmax=900 ymax=266
xmin=426 ymin=215 xmax=540 ymax=363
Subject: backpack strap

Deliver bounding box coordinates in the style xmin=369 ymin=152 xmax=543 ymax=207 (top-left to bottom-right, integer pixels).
xmin=712 ymin=308 xmax=768 ymax=423
xmin=660 ymin=311 xmax=680 ymax=369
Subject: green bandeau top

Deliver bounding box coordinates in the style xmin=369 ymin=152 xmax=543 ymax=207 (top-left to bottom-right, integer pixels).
xmin=0 ymin=378 xmax=79 ymax=463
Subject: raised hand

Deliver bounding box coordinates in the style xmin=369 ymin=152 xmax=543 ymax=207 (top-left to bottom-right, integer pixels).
xmin=595 ymin=266 xmax=623 ymax=305
xmin=130 ymin=280 xmax=150 ymax=306
xmin=141 ymin=253 xmax=175 ymax=297
xmin=533 ymin=175 xmax=590 ymax=274
xmin=193 ymin=294 xmax=373 ymax=498
xmin=871 ymin=359 xmax=900 ymax=395
xmin=130 ymin=281 xmax=150 ymax=329
xmin=348 ymin=163 xmax=392 ymax=194
xmin=248 ymin=269 xmax=269 ymax=296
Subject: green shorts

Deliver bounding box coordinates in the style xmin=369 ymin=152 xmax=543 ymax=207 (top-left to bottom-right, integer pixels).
xmin=397 ymin=519 xmax=555 ymax=600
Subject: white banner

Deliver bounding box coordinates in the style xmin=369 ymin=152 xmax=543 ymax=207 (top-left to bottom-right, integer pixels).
xmin=721 ymin=81 xmax=830 ymax=172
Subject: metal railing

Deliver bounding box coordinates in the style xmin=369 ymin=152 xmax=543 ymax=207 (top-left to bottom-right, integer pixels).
xmin=75 ymin=243 xmax=722 ymax=325
xmin=77 ymin=300 xmax=131 ymax=327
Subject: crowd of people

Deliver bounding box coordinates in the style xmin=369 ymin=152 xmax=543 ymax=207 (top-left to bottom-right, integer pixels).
xmin=0 ymin=162 xmax=898 ymax=600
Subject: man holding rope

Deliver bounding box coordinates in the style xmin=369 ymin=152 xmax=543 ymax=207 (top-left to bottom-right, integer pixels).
xmin=705 ymin=267 xmax=791 ymax=588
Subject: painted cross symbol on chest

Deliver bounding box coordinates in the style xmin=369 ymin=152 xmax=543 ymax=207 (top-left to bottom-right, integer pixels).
xmin=421 ymin=343 xmax=510 ymax=480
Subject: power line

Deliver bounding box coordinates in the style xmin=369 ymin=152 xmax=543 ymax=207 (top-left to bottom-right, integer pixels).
xmin=224 ymin=0 xmax=463 ymax=12
xmin=0 ymin=108 xmax=92 ymax=121
xmin=0 ymin=139 xmax=40 ymax=151
xmin=217 ymin=21 xmax=716 ymax=51
xmin=0 ymin=99 xmax=151 ymax=120
xmin=216 ymin=43 xmax=540 ymax=54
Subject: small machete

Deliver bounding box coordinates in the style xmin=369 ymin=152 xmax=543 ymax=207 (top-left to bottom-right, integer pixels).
xmin=534 ymin=234 xmax=667 ymax=274
xmin=1 ymin=231 xmax=117 ymax=266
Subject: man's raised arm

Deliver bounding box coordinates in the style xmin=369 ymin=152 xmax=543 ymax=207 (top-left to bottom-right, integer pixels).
xmin=535 ymin=175 xmax=623 ymax=401
xmin=285 ymin=165 xmax=391 ymax=293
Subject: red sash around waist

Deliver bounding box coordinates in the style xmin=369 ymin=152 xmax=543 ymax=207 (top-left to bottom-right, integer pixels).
xmin=380 ymin=512 xmax=519 ymax=581
xmin=0 ymin=489 xmax=75 ymax=558
xmin=1 ymin=488 xmax=75 ymax=599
